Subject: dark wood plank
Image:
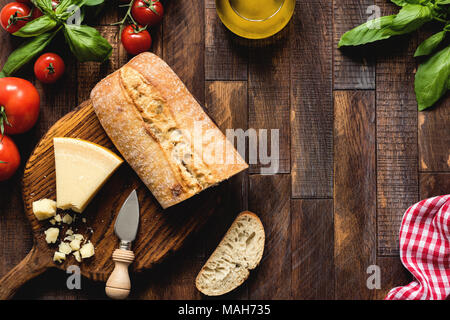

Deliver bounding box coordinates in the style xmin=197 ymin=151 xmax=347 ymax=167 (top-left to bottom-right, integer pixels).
xmin=201 ymin=81 xmax=249 ymax=299
xmin=291 ymin=0 xmax=333 ymax=197
xmin=77 ymin=26 xmax=120 ymax=102
xmin=334 ymin=90 xmax=376 ymax=299
xmin=375 ymin=257 xmax=412 ymax=300
xmin=291 ymin=200 xmax=334 ymax=300
xmin=205 ymin=9 xmax=248 ymax=80
xmin=418 ymin=102 xmax=450 ymax=172
xmin=376 ymin=32 xmax=419 ymax=256
xmin=333 ymin=0 xmax=375 ymax=89
xmin=248 ymin=175 xmax=291 ymax=299
xmin=248 ymin=36 xmax=290 ymax=174
xmin=420 ymin=173 xmax=450 ymax=198
xmin=163 ymin=0 xmax=205 ymax=103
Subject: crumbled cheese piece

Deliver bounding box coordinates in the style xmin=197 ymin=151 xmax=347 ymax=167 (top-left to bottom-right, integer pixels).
xmin=73 ymin=251 xmax=82 ymax=262
xmin=73 ymin=234 xmax=84 ymax=241
xmin=69 ymin=239 xmax=81 ymax=251
xmin=58 ymin=242 xmax=72 ymax=255
xmin=44 ymin=228 xmax=59 ymax=244
xmin=49 ymin=219 xmax=56 ymax=225
xmin=53 ymin=251 xmax=66 ymax=263
xmin=66 ymin=229 xmax=73 ymax=236
xmin=62 ymin=214 xmax=73 ymax=224
xmin=80 ymin=241 xmax=95 ymax=259
xmin=54 ymin=214 xmax=62 ymax=223
xmin=32 ymin=199 xmax=56 ymax=221
xmin=82 ymin=218 xmax=87 ymax=223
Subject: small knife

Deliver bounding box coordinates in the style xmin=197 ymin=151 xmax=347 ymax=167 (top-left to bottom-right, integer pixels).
xmin=105 ymin=189 xmax=140 ymax=300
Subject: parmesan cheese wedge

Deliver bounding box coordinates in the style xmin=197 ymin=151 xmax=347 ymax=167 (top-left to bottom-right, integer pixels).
xmin=53 ymin=137 xmax=123 ymax=213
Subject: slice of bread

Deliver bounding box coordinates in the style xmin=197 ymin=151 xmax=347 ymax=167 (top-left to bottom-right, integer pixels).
xmin=195 ymin=211 xmax=265 ymax=296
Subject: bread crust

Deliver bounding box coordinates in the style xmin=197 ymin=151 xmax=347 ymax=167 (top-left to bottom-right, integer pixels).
xmin=90 ymin=53 xmax=248 ymax=208
xmin=195 ymin=211 xmax=265 ymax=296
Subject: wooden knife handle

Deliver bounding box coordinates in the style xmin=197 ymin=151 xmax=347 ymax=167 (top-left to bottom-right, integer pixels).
xmin=0 ymin=246 xmax=50 ymax=300
xmin=105 ymin=249 xmax=135 ymax=300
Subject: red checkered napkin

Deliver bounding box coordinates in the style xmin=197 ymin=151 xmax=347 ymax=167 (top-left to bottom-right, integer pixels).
xmin=385 ymin=195 xmax=450 ymax=300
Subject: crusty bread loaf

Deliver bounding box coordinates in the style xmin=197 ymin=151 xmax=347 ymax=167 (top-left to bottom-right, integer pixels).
xmin=90 ymin=53 xmax=248 ymax=209
xmin=196 ymin=211 xmax=265 ymax=296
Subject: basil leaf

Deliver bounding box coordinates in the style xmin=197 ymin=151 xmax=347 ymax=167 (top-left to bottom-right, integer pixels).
xmin=56 ymin=0 xmax=86 ymax=15
xmin=0 ymin=29 xmax=60 ymax=76
xmin=414 ymin=31 xmax=446 ymax=57
xmin=414 ymin=45 xmax=450 ymax=110
xmin=436 ymin=0 xmax=450 ymax=4
xmin=390 ymin=4 xmax=433 ymax=33
xmin=32 ymin=0 xmax=54 ymax=15
xmin=85 ymin=0 xmax=104 ymax=6
xmin=13 ymin=15 xmax=58 ymax=37
xmin=338 ymin=15 xmax=400 ymax=47
xmin=63 ymin=24 xmax=112 ymax=62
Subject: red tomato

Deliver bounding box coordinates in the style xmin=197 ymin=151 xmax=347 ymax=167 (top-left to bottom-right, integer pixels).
xmin=34 ymin=53 xmax=65 ymax=84
xmin=0 ymin=135 xmax=20 ymax=181
xmin=121 ymin=25 xmax=152 ymax=55
xmin=131 ymin=0 xmax=163 ymax=27
xmin=0 ymin=2 xmax=31 ymax=33
xmin=0 ymin=77 xmax=40 ymax=135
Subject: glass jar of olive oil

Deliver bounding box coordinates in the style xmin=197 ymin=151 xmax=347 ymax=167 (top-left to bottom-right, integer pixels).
xmin=215 ymin=0 xmax=295 ymax=39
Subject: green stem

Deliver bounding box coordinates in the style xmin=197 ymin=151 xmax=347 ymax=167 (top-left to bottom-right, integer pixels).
xmin=0 ymin=106 xmax=11 ymax=137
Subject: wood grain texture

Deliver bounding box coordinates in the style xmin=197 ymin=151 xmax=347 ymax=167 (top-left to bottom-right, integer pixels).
xmin=420 ymin=173 xmax=450 ymax=198
xmin=248 ymin=175 xmax=291 ymax=299
xmin=334 ymin=90 xmax=376 ymax=299
xmin=376 ymin=36 xmax=419 ymax=257
xmin=205 ymin=9 xmax=248 ymax=80
xmin=333 ymin=0 xmax=375 ymax=89
xmin=202 ymin=81 xmax=249 ymax=299
xmin=248 ymin=36 xmax=290 ymax=174
xmin=291 ymin=200 xmax=334 ymax=300
xmin=163 ymin=0 xmax=205 ymax=103
xmin=375 ymin=257 xmax=412 ymax=300
xmin=418 ymin=101 xmax=450 ymax=172
xmin=291 ymin=0 xmax=333 ymax=198
xmin=77 ymin=26 xmax=120 ymax=102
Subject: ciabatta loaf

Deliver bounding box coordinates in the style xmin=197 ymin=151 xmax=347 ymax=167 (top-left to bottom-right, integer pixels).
xmin=90 ymin=53 xmax=248 ymax=208
xmin=196 ymin=211 xmax=265 ymax=296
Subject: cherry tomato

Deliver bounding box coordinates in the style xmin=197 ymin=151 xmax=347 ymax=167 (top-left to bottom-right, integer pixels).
xmin=121 ymin=25 xmax=152 ymax=55
xmin=0 ymin=2 xmax=31 ymax=33
xmin=0 ymin=77 xmax=40 ymax=135
xmin=51 ymin=0 xmax=59 ymax=10
xmin=0 ymin=135 xmax=20 ymax=181
xmin=34 ymin=53 xmax=65 ymax=84
xmin=131 ymin=0 xmax=163 ymax=27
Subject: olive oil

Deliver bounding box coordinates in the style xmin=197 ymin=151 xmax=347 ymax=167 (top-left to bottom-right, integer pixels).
xmin=216 ymin=0 xmax=295 ymax=39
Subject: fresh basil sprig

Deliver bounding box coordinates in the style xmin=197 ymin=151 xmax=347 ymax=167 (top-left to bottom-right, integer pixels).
xmin=339 ymin=1 xmax=450 ymax=111
xmin=415 ymin=45 xmax=450 ymax=110
xmin=0 ymin=0 xmax=110 ymax=77
xmin=63 ymin=24 xmax=112 ymax=62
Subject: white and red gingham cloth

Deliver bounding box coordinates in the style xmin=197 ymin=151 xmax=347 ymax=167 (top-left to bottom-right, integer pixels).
xmin=385 ymin=195 xmax=450 ymax=300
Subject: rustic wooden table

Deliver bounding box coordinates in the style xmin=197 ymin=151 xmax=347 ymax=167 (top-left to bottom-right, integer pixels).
xmin=0 ymin=0 xmax=449 ymax=300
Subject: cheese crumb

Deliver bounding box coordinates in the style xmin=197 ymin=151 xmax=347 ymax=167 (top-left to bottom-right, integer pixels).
xmin=73 ymin=251 xmax=82 ymax=262
xmin=66 ymin=229 xmax=73 ymax=236
xmin=53 ymin=251 xmax=66 ymax=263
xmin=58 ymin=242 xmax=72 ymax=255
xmin=54 ymin=214 xmax=62 ymax=223
xmin=73 ymin=234 xmax=84 ymax=241
xmin=44 ymin=228 xmax=59 ymax=244
xmin=32 ymin=199 xmax=56 ymax=221
xmin=62 ymin=214 xmax=73 ymax=224
xmin=80 ymin=241 xmax=95 ymax=259
xmin=49 ymin=219 xmax=56 ymax=225
xmin=69 ymin=239 xmax=81 ymax=251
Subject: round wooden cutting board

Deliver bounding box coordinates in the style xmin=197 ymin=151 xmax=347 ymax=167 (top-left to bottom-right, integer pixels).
xmin=0 ymin=101 xmax=226 ymax=299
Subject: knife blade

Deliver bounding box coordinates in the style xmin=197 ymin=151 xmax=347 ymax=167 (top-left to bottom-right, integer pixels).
xmin=114 ymin=189 xmax=140 ymax=249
